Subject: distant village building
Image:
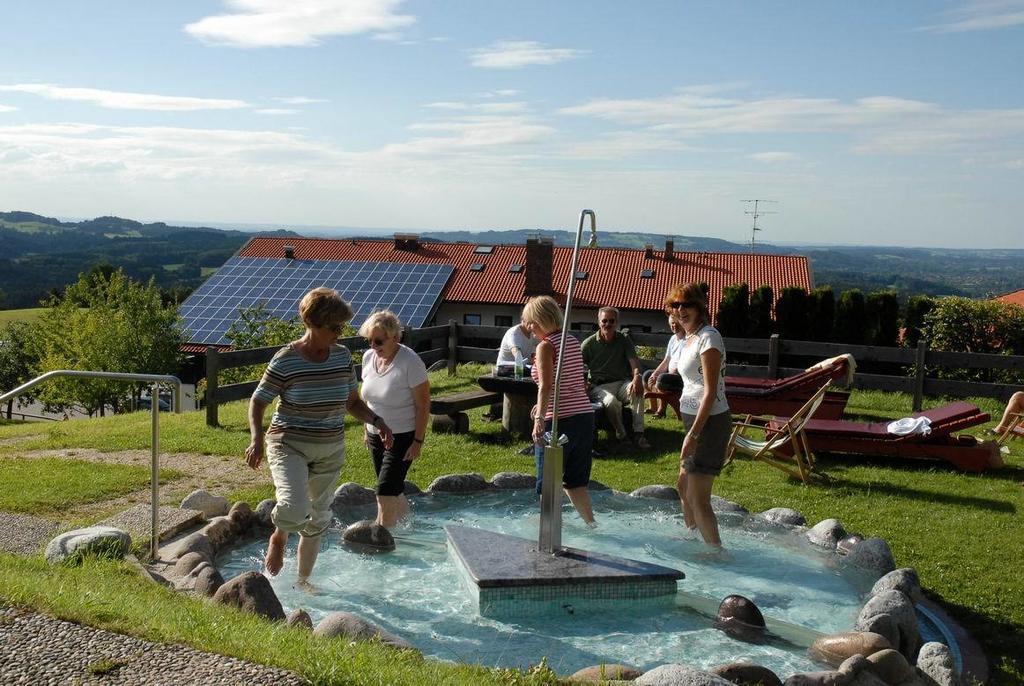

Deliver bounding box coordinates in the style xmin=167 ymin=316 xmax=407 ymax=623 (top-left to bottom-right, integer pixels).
xmin=180 ymin=234 xmax=813 ymax=349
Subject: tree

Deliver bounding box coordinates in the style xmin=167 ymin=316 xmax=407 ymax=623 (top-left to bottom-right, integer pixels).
xmin=0 ymin=321 xmax=39 ymax=418
xmin=833 ymin=289 xmax=867 ymax=345
xmin=747 ymin=285 xmax=774 ymax=338
xmin=807 ymin=287 xmax=835 ymax=342
xmin=34 ymin=270 xmax=184 ymax=416
xmin=902 ymin=295 xmax=936 ymax=348
xmin=865 ymin=290 xmax=900 ymax=347
xmin=775 ymin=286 xmax=810 ymax=340
xmin=923 ymin=296 xmax=1024 ymax=382
xmin=715 ymin=283 xmax=749 ymax=337
xmin=221 ymin=303 xmax=307 ymax=385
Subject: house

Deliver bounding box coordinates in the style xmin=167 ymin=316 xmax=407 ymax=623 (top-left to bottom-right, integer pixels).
xmin=994 ymin=289 xmax=1024 ymax=308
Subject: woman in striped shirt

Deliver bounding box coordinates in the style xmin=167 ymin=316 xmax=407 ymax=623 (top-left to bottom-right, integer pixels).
xmin=526 ymin=295 xmax=597 ymax=526
xmin=246 ymin=288 xmax=393 ymax=583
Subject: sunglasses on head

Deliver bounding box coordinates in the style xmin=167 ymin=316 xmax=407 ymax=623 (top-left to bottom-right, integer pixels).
xmin=670 ymin=301 xmax=697 ymax=310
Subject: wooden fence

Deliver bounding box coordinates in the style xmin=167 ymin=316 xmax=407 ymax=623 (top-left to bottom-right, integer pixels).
xmin=204 ymin=324 xmax=1022 ymax=426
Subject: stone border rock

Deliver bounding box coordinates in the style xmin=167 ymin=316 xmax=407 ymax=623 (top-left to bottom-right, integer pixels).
xmin=143 ymin=476 xmax=983 ymax=686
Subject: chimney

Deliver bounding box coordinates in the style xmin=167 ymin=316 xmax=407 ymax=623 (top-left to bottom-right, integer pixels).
xmin=665 ymin=238 xmax=674 ymax=262
xmin=644 ymin=243 xmax=654 ymax=259
xmin=283 ymin=244 xmax=295 ymax=259
xmin=524 ymin=237 xmax=554 ymax=296
xmin=394 ymin=233 xmax=420 ymax=251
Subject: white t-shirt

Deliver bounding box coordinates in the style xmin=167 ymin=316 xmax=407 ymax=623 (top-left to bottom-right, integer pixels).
xmin=360 ymin=344 xmax=430 ymax=434
xmin=497 ymin=324 xmax=538 ymax=364
xmin=665 ymin=334 xmax=684 ymax=373
xmin=673 ymin=325 xmax=729 ymax=415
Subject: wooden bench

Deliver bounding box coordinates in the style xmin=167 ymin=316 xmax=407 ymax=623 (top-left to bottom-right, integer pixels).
xmin=430 ymin=389 xmax=502 ymax=433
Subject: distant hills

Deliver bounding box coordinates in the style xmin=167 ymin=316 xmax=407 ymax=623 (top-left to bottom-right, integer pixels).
xmin=2 ymin=211 xmax=1022 ymax=309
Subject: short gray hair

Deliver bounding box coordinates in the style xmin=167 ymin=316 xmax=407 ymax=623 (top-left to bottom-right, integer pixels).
xmin=358 ymin=309 xmax=402 ymax=340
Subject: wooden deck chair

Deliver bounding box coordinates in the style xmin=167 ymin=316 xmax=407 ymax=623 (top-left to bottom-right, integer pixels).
xmin=726 ymin=381 xmax=831 ymax=484
xmin=998 ymin=412 xmax=1024 ymax=446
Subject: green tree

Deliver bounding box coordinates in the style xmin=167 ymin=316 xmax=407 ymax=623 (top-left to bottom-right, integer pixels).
xmin=923 ymin=297 xmax=1024 ymax=382
xmin=865 ymin=290 xmax=900 ymax=347
xmin=747 ymin=285 xmax=775 ymax=338
xmin=901 ymin=295 xmax=936 ymax=348
xmin=715 ymin=283 xmax=749 ymax=337
xmin=0 ymin=321 xmax=40 ymax=418
xmin=221 ymin=303 xmax=307 ymax=385
xmin=775 ymin=286 xmax=810 ymax=340
xmin=807 ymin=287 xmax=835 ymax=342
xmin=34 ymin=270 xmax=183 ymax=416
xmin=834 ymin=289 xmax=868 ymax=345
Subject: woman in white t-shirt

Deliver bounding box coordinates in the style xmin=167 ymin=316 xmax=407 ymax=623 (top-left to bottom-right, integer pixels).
xmin=358 ymin=310 xmax=431 ymax=528
xmin=667 ymin=283 xmax=730 ymax=549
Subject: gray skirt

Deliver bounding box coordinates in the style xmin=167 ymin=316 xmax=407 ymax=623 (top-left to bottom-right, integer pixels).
xmin=680 ymin=411 xmax=732 ymax=476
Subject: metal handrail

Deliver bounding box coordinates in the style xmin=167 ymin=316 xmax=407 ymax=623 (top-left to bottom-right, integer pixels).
xmin=0 ymin=370 xmax=182 ymax=560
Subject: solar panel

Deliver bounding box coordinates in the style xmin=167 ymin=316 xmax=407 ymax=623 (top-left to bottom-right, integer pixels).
xmin=179 ymin=257 xmax=455 ymax=345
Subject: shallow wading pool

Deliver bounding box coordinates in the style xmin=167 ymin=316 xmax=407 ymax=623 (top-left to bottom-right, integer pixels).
xmin=219 ymin=490 xmax=881 ymax=677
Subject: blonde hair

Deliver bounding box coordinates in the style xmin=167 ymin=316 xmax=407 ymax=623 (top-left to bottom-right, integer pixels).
xmin=522 ymin=295 xmax=563 ymax=334
xmin=358 ymin=309 xmax=402 ymax=340
xmin=298 ymin=287 xmax=353 ymax=329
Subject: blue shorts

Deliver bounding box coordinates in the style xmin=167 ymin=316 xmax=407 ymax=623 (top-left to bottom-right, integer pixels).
xmin=534 ymin=411 xmax=595 ymax=492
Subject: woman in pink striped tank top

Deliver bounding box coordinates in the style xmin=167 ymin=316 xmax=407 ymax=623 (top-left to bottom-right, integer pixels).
xmin=524 ymin=295 xmax=596 ymax=526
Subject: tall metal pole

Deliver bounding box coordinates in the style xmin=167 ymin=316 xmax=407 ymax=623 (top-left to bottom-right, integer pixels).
xmin=539 ymin=209 xmax=596 ymax=554
xmin=150 ymin=382 xmax=160 ymax=560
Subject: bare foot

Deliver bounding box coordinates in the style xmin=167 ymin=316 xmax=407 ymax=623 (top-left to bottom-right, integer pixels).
xmin=264 ymin=530 xmax=287 ymax=576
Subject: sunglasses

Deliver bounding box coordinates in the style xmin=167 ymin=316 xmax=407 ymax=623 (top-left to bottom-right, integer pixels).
xmin=600 ymin=318 xmax=617 ymax=324
xmin=670 ymin=301 xmax=697 ymax=310
xmin=368 ymin=337 xmax=387 ymax=347
xmin=327 ymin=323 xmax=344 ymax=334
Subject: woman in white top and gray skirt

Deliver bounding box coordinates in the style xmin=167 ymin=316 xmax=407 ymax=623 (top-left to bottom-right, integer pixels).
xmin=666 ymin=283 xmax=730 ymax=549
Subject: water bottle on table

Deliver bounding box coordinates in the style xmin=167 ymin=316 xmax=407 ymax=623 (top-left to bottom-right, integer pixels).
xmin=514 ymin=349 xmax=524 ymax=380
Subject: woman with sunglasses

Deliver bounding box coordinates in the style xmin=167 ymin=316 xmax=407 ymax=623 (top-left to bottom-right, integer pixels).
xmin=667 ymin=283 xmax=730 ymax=549
xmin=524 ymin=295 xmax=597 ymax=526
xmin=358 ymin=310 xmax=431 ymax=528
xmin=247 ymin=288 xmax=393 ymax=583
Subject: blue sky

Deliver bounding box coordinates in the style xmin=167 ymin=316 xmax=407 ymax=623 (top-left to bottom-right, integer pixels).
xmin=1 ymin=1 xmax=1022 ymax=248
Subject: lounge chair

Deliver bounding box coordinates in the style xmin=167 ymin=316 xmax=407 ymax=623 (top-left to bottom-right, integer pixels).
xmin=726 ymin=382 xmax=832 ymax=484
xmin=768 ymin=401 xmax=1001 ymax=472
xmin=725 ymin=355 xmax=854 ymax=420
xmin=996 ymin=411 xmax=1023 ymax=446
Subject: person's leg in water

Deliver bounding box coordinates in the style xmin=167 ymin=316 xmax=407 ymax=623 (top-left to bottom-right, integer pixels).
xmin=685 ymin=472 xmax=721 ymax=548
xmin=265 ymin=527 xmax=288 ymax=575
xmin=676 ymin=469 xmax=697 ymax=532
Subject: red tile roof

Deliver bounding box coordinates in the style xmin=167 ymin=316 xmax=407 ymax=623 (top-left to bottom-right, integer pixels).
xmin=994 ymin=289 xmax=1024 ymax=307
xmin=238 ymin=237 xmax=812 ymax=317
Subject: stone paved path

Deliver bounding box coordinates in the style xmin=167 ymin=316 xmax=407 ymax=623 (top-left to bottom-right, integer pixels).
xmin=0 ymin=605 xmax=309 ymax=685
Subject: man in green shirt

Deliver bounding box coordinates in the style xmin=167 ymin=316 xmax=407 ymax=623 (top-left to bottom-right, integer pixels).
xmin=581 ymin=306 xmax=651 ymax=449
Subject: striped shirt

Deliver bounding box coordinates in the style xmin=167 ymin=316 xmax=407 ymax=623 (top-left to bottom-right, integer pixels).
xmin=532 ymin=331 xmax=594 ymax=420
xmin=252 ymin=343 xmax=356 ymax=443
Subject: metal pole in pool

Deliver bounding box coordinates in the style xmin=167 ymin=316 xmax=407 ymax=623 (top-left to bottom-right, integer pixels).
xmin=539 ymin=209 xmax=596 ymax=554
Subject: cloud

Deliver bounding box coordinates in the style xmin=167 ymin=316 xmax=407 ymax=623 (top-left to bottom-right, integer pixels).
xmin=185 ymin=0 xmax=415 ymax=48
xmin=749 ymin=151 xmax=800 ymax=163
xmin=0 ymin=104 xmax=16 ymax=113
xmin=274 ymin=96 xmax=329 ymax=105
xmin=380 ymin=115 xmax=554 ymax=156
xmin=469 ymin=41 xmax=586 ymax=69
xmin=0 ymin=83 xmax=247 ymax=111
xmin=256 ymin=108 xmax=300 ymax=115
xmin=424 ymin=101 xmax=527 ymax=114
xmin=918 ymin=0 xmax=1024 ymax=33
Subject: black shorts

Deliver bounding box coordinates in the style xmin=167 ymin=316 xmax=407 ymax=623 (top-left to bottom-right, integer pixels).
xmin=681 ymin=411 xmax=732 ymax=476
xmin=533 ymin=411 xmax=595 ymax=493
xmin=368 ymin=431 xmax=415 ymax=496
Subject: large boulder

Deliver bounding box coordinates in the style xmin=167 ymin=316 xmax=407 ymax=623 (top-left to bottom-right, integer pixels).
xmin=490 ymin=472 xmax=537 ymax=490
xmin=807 ymin=519 xmax=846 ymax=550
xmin=286 ymin=608 xmax=314 ymax=629
xmin=869 ymin=568 xmax=922 ymax=604
xmin=782 ymin=671 xmax=847 ymax=686
xmin=332 ymin=482 xmax=377 ymax=509
xmin=715 ymin=595 xmax=766 ymax=643
xmin=865 ymin=649 xmax=916 ymax=685
xmin=427 ymin=473 xmax=490 ymax=493
xmin=164 ymin=531 xmax=214 ymax=562
xmin=845 ymin=538 xmax=896 ymax=576
xmin=855 ymin=590 xmax=920 ymax=660
xmin=836 ymin=534 xmax=864 ymax=556
xmin=637 ymin=663 xmax=735 ymax=686
xmin=710 ymin=496 xmax=749 ymax=515
xmin=630 ymin=484 xmax=679 ymax=500
xmin=313 ymin=611 xmax=413 ymax=649
xmin=709 ymin=662 xmax=782 ymax=686
xmin=180 ymin=490 xmax=229 ymax=518
xmin=342 ymin=520 xmax=395 ymax=553
xmin=403 ymin=480 xmax=422 ymax=495
xmin=915 ymin=642 xmax=960 ymax=686
xmin=809 ymin=632 xmax=892 ymax=667
xmin=754 ymin=508 xmax=806 ymax=527
xmin=569 ymin=664 xmax=643 ymax=682
xmin=172 ymin=551 xmax=211 ymax=577
xmin=192 ymin=563 xmax=224 ymax=597
xmin=45 ymin=526 xmax=132 ymax=565
xmin=201 ymin=516 xmax=236 ymax=550
xmin=212 ymin=571 xmax=285 ymax=621
xmin=254 ymin=499 xmax=276 ymax=529
xmin=227 ymin=501 xmax=254 ymax=532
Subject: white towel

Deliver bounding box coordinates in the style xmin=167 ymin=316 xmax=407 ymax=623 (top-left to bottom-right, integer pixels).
xmin=886 ymin=417 xmax=932 ymax=436
xmin=805 ymin=353 xmax=857 ymax=387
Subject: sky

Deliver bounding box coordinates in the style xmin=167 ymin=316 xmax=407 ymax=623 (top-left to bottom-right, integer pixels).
xmin=1 ymin=1 xmax=1023 ymax=249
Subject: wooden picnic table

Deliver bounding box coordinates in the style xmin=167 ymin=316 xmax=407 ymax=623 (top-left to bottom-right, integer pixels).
xmin=477 ymin=374 xmax=537 ymax=439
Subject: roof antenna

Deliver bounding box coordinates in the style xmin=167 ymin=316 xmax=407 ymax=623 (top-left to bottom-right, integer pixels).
xmin=742 ymin=199 xmax=778 ymax=253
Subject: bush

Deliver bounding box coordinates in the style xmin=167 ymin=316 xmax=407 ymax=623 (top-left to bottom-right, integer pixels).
xmin=747 ymin=286 xmax=774 ymax=338
xmin=902 ymin=295 xmax=936 ymax=348
xmin=866 ymin=290 xmax=900 ymax=347
xmin=834 ymin=289 xmax=867 ymax=345
xmin=776 ymin=286 xmax=810 ymax=340
xmin=808 ymin=287 xmax=835 ymax=342
xmin=922 ymin=297 xmax=1024 ymax=383
xmin=716 ymin=283 xmax=749 ymax=337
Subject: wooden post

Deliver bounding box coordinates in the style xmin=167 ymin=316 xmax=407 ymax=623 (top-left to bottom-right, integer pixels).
xmin=912 ymin=340 xmax=927 ymax=412
xmin=768 ymin=334 xmax=780 ymax=379
xmin=205 ymin=347 xmax=220 ymax=427
xmin=447 ymin=320 xmax=458 ymax=376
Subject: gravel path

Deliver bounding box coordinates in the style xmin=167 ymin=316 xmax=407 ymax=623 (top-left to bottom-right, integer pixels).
xmin=0 ymin=605 xmax=309 ymax=685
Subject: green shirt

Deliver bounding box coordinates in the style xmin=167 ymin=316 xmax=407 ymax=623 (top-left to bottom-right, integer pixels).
xmin=581 ymin=332 xmax=637 ymax=385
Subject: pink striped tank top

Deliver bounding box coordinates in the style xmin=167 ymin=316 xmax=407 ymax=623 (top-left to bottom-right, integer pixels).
xmin=531 ymin=331 xmax=594 ymax=420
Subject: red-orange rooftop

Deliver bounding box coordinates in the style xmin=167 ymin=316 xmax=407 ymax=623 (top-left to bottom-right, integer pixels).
xmin=994 ymin=289 xmax=1024 ymax=307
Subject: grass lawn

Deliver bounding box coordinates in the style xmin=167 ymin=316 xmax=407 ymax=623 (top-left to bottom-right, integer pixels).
xmin=0 ymin=307 xmax=47 ymax=325
xmin=1 ymin=364 xmax=1021 ymax=684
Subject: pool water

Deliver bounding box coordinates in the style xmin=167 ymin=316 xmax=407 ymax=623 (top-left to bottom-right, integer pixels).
xmin=219 ymin=490 xmax=875 ymax=677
